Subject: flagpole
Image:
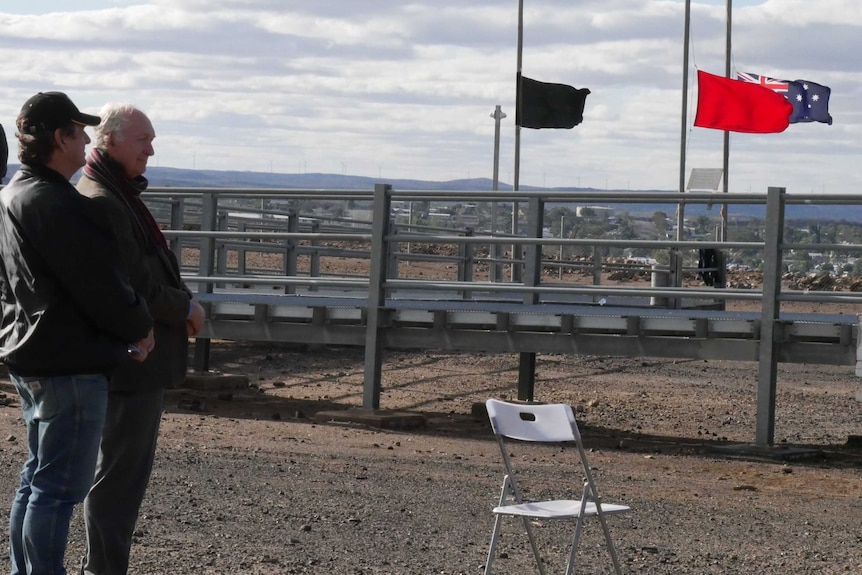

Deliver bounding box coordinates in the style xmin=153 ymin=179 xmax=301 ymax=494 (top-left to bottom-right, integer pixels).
xmin=720 ymin=0 xmax=732 ymax=242
xmin=677 ymin=0 xmax=691 ymax=242
xmin=514 ymin=0 xmax=523 ymax=197
xmin=512 ymin=0 xmax=524 ymax=281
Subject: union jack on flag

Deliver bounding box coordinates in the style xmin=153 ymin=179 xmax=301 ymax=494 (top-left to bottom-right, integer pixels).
xmin=737 ymin=72 xmax=789 ymax=92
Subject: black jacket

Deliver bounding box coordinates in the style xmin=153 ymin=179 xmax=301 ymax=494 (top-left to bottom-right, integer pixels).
xmin=0 ymin=164 xmax=152 ymax=376
xmin=78 ymin=173 xmax=192 ymax=391
xmin=0 ymin=123 xmax=7 ymax=182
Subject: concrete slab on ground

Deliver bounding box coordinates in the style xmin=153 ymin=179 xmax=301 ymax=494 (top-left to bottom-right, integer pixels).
xmin=314 ymin=408 xmax=427 ymax=429
xmin=713 ymin=443 xmax=824 ymax=461
xmin=182 ymin=372 xmax=250 ymax=391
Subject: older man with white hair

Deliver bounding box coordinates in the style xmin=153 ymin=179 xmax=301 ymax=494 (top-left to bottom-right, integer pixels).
xmin=76 ymin=103 xmax=206 ymax=575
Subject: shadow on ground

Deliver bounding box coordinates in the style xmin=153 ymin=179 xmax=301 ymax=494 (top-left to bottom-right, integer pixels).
xmin=163 ymin=385 xmax=862 ymax=471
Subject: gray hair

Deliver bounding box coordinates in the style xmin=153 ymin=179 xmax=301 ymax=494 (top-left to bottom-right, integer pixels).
xmin=93 ymin=103 xmax=141 ymax=150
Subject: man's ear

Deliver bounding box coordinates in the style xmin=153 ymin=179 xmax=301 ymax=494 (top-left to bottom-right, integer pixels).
xmin=52 ymin=128 xmax=67 ymax=151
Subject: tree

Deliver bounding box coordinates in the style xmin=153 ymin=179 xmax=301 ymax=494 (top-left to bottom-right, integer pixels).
xmin=546 ymin=206 xmax=577 ymax=238
xmin=652 ymin=211 xmax=669 ymax=239
xmin=617 ymin=212 xmax=637 ymax=240
xmin=808 ymin=223 xmax=821 ymax=244
xmin=692 ymin=215 xmax=714 ymax=237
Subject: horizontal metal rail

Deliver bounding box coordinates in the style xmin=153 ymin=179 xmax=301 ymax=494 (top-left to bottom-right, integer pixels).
xmin=164 ymin=230 xmax=372 ymax=241
xmin=388 ymin=234 xmax=764 ymax=250
xmin=140 ymin=183 xmax=862 ymax=448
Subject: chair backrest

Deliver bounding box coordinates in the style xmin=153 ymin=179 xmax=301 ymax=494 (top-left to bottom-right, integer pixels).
xmin=486 ymin=398 xmax=604 ymax=509
xmin=485 ymin=399 xmax=581 ymax=443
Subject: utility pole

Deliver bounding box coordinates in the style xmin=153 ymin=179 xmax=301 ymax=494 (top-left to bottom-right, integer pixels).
xmin=490 ymin=105 xmax=506 ymax=282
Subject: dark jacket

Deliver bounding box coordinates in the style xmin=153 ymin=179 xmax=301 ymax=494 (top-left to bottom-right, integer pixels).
xmin=0 ymin=123 xmax=7 ymax=182
xmin=0 ymin=165 xmax=152 ymax=376
xmin=77 ymin=173 xmax=191 ymax=391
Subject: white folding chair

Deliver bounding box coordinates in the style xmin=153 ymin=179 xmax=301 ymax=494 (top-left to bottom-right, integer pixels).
xmin=484 ymin=399 xmax=630 ymax=575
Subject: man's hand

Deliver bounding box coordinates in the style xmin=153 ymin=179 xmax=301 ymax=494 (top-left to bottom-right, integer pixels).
xmin=129 ymin=328 xmax=155 ymax=362
xmin=187 ymin=299 xmax=206 ymax=336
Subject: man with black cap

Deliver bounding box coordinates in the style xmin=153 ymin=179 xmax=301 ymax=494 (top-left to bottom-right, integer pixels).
xmin=0 ymin=91 xmax=155 ymax=575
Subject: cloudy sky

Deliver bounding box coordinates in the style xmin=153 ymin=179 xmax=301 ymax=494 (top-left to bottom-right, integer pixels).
xmin=1 ymin=0 xmax=859 ymax=193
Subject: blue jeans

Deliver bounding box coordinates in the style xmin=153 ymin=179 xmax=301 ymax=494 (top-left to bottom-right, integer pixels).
xmin=8 ymin=373 xmax=109 ymax=575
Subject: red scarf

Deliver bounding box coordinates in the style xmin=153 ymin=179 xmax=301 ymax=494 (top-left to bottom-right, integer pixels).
xmin=83 ymin=149 xmax=168 ymax=253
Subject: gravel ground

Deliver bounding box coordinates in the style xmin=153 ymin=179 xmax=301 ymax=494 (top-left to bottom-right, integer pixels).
xmin=1 ymin=344 xmax=861 ymax=575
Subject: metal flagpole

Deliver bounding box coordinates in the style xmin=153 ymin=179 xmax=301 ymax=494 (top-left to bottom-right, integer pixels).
xmin=510 ymin=0 xmax=525 ymax=282
xmin=514 ymin=0 xmax=523 ymax=195
xmin=720 ymin=0 xmax=732 ymax=241
xmin=677 ymin=0 xmax=691 ymax=243
xmin=514 ymin=0 xmax=536 ymax=399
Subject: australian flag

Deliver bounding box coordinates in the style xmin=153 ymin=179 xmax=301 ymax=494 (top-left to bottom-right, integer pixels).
xmin=737 ymin=72 xmax=832 ymax=125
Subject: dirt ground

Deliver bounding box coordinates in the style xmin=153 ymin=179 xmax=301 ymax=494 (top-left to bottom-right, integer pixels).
xmin=1 ymin=344 xmax=861 ymax=575
xmin=1 ymin=259 xmax=861 ymax=574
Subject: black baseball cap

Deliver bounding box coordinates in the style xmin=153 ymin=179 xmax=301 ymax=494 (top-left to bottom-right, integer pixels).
xmin=18 ymin=91 xmax=101 ymax=134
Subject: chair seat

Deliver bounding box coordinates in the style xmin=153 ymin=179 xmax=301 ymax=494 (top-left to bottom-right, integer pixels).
xmin=493 ymin=499 xmax=631 ymax=519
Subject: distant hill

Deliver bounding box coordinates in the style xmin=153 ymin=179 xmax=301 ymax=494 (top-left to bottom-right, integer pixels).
xmin=3 ymin=164 xmax=859 ymax=222
xmin=132 ymin=167 xmax=512 ymax=192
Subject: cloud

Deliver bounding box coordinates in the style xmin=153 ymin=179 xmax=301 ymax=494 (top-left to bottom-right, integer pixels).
xmin=0 ymin=0 xmax=859 ymax=193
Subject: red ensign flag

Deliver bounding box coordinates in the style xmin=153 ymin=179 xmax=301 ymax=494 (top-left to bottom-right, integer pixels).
xmin=694 ymin=70 xmax=793 ymax=133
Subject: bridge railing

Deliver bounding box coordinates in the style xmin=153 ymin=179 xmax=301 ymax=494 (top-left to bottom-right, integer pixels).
xmin=147 ymin=185 xmax=862 ymax=305
xmin=144 ymin=184 xmax=862 ymax=446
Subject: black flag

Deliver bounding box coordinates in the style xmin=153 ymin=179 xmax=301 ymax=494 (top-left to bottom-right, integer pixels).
xmin=518 ymin=75 xmax=590 ymax=129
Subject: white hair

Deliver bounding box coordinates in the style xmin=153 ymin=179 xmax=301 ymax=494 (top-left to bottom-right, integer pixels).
xmin=93 ymin=103 xmax=143 ymax=150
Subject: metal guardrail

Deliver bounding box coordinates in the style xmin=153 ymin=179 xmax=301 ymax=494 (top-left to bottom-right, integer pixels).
xmin=145 ymin=184 xmax=862 ymax=447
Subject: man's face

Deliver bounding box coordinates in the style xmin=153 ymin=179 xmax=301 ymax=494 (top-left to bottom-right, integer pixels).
xmin=108 ymin=110 xmax=155 ymax=179
xmin=69 ymin=123 xmax=91 ymax=169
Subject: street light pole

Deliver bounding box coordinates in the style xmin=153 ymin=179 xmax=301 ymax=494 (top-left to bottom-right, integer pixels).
xmin=491 ymin=105 xmax=506 ymax=192
xmin=490 ymin=105 xmax=506 ymax=282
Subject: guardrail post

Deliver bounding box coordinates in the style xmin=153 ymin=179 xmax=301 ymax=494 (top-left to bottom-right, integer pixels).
xmin=387 ymin=224 xmax=399 ymax=279
xmin=169 ymin=197 xmax=184 ymax=256
xmin=458 ymin=228 xmax=474 ymax=300
xmin=510 ymin=243 xmax=523 ymax=283
xmin=715 ymin=249 xmax=727 ymax=311
xmin=592 ymin=245 xmax=604 ymax=304
xmin=215 ymin=210 xmax=228 ymax=288
xmin=363 ymin=184 xmax=392 ymax=410
xmin=193 ymin=192 xmax=218 ymax=373
xmin=668 ymin=248 xmax=682 ymax=309
xmin=517 ymin=197 xmax=544 ymax=400
xmin=755 ymin=186 xmax=785 ymax=447
xmin=237 ymin=221 xmax=248 ymax=279
xmin=650 ymin=264 xmax=669 ymax=307
xmin=491 ymin=231 xmax=503 ymax=283
xmin=284 ymin=211 xmax=298 ymax=295
xmin=309 ymin=220 xmax=320 ymax=292
xmin=523 ymin=197 xmax=543 ymax=299
xmin=510 ymin=204 xmax=522 ymax=283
